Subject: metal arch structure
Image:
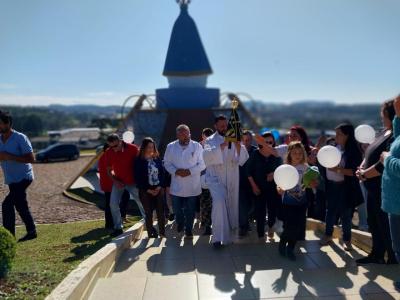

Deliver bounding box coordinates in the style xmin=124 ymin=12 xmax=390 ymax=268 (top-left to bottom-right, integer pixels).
xmin=120 ymin=94 xmax=158 ymax=119
xmin=219 ymin=91 xmax=262 ymax=132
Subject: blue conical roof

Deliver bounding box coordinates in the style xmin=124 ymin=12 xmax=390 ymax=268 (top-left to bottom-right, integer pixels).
xmin=163 ymin=4 xmax=212 ymax=76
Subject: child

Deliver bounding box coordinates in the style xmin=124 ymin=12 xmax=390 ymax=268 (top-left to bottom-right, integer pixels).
xmin=277 ymin=141 xmax=319 ymax=260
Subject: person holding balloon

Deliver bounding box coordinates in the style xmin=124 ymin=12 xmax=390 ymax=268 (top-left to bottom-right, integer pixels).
xmin=319 ymin=123 xmax=363 ymax=251
xmin=355 ymin=99 xmax=398 ymax=265
xmin=275 ymin=141 xmax=320 ymax=261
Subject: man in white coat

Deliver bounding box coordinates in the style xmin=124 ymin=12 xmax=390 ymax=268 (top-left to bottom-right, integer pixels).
xmin=203 ymin=115 xmax=249 ymax=247
xmin=164 ymin=124 xmax=206 ymax=239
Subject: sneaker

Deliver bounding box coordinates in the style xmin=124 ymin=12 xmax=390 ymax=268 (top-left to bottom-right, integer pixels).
xmin=286 ymin=249 xmax=296 ymax=261
xmin=213 ymin=241 xmax=223 ymax=249
xmin=358 ymin=225 xmax=369 ymax=232
xmin=177 ymin=223 xmax=184 ymax=233
xmin=110 ymin=229 xmax=123 ymax=237
xmin=238 ymin=228 xmax=248 ymax=238
xmin=319 ymin=235 xmax=333 ymax=246
xmin=18 ymin=231 xmax=37 ymax=242
xmin=356 ymin=255 xmax=385 ymax=265
xmin=168 ymin=213 xmax=175 ymax=222
xmin=386 ymin=257 xmax=399 ymax=265
xmin=184 ymin=234 xmax=193 ymax=240
xmin=267 ymin=227 xmax=274 ymax=239
xmin=343 ymin=241 xmax=353 ymax=251
xmin=274 ymin=220 xmax=283 ymax=234
xmin=203 ymin=226 xmax=212 ymax=236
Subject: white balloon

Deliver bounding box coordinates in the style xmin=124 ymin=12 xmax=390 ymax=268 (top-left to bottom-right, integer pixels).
xmin=317 ymin=145 xmax=342 ymax=168
xmin=274 ymin=164 xmax=299 ymax=191
xmin=122 ymin=131 xmax=135 ymax=144
xmin=355 ymin=125 xmax=375 ymax=144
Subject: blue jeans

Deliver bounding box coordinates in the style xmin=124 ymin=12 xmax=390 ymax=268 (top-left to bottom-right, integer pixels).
xmin=325 ymin=181 xmax=352 ymax=242
xmin=389 ymin=213 xmax=400 ymax=262
xmin=171 ymin=195 xmax=197 ymax=235
xmin=110 ymin=184 xmax=145 ymax=230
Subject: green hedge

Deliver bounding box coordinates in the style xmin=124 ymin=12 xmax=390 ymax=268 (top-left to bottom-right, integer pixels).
xmin=0 ymin=226 xmax=16 ymax=278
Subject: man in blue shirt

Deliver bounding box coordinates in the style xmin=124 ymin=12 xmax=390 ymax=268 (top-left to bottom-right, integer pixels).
xmin=0 ymin=111 xmax=36 ymax=241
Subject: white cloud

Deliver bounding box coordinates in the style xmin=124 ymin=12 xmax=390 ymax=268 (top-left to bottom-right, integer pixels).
xmin=0 ymin=83 xmax=17 ymax=90
xmin=0 ymin=93 xmax=126 ymax=106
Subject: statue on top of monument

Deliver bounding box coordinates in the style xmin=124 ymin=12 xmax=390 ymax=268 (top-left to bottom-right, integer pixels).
xmin=176 ymin=0 xmax=191 ymax=6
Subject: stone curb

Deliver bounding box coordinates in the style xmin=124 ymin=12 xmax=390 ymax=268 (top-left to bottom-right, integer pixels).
xmin=307 ymin=218 xmax=372 ymax=252
xmin=46 ymin=220 xmax=144 ymax=300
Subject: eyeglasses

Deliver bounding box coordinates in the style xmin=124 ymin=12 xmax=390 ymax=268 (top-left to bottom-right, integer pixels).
xmin=265 ymin=141 xmax=274 ymax=145
xmin=109 ymin=143 xmax=120 ymax=149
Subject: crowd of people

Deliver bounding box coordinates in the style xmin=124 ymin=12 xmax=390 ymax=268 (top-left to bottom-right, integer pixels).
xmin=0 ymin=96 xmax=399 ymax=287
xmin=97 ymin=95 xmax=399 ymax=270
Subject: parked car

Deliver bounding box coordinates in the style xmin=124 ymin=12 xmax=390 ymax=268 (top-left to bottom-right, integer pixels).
xmin=35 ymin=143 xmax=80 ymax=162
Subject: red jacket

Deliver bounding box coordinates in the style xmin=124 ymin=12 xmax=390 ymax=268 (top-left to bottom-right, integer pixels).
xmin=106 ymin=142 xmax=139 ymax=185
xmin=98 ymin=152 xmax=113 ymax=192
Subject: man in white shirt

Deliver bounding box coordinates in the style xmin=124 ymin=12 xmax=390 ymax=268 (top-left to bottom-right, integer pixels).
xmin=164 ymin=124 xmax=206 ymax=238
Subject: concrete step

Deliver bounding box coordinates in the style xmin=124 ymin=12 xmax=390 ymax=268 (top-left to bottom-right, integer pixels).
xmin=88 ymin=228 xmax=399 ymax=300
xmin=89 ymin=277 xmax=147 ymax=300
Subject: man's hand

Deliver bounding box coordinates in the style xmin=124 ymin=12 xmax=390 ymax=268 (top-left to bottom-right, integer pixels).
xmin=176 ymin=169 xmax=191 ymax=177
xmin=355 ymin=168 xmax=366 ymax=181
xmin=0 ymin=152 xmax=11 ymax=161
xmin=380 ymin=151 xmax=390 ymax=164
xmin=251 ymin=184 xmax=261 ymax=196
xmin=175 ymin=169 xmax=186 ymax=177
xmin=220 ymin=141 xmax=228 ymax=150
xmin=114 ymin=180 xmax=125 ymax=189
xmin=147 ymin=189 xmax=156 ymax=196
xmin=309 ymin=179 xmax=319 ymax=189
xmin=277 ymin=186 xmax=284 ymax=196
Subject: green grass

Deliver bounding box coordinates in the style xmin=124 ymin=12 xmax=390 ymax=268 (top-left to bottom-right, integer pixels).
xmin=66 ymin=187 xmax=106 ymax=207
xmin=0 ymin=218 xmax=139 ymax=300
xmin=79 ymin=149 xmax=97 ymax=156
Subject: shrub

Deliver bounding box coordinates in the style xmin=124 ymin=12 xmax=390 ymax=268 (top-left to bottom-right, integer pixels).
xmin=0 ymin=226 xmax=16 ymax=278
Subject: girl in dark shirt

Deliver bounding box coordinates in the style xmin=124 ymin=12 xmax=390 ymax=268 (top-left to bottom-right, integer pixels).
xmin=355 ymin=99 xmax=398 ymax=264
xmin=320 ymin=123 xmax=363 ymax=251
xmin=134 ymin=137 xmax=166 ymax=238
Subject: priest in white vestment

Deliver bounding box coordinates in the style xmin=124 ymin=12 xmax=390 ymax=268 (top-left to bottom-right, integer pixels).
xmin=203 ymin=115 xmax=249 ymax=247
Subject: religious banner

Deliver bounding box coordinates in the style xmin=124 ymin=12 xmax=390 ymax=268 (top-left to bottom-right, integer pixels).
xmin=225 ymin=96 xmax=243 ymax=143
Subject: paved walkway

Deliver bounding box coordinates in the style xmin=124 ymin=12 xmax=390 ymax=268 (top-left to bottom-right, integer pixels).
xmin=89 ymin=221 xmax=400 ymax=300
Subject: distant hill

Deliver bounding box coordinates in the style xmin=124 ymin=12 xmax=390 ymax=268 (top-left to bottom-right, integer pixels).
xmin=0 ymin=101 xmax=383 ymax=138
xmin=243 ymin=100 xmax=381 ymax=130
xmin=48 ymin=104 xmax=122 ymax=117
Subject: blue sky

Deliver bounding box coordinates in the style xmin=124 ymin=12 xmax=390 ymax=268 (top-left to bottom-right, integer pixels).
xmin=0 ymin=0 xmax=399 ymax=106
